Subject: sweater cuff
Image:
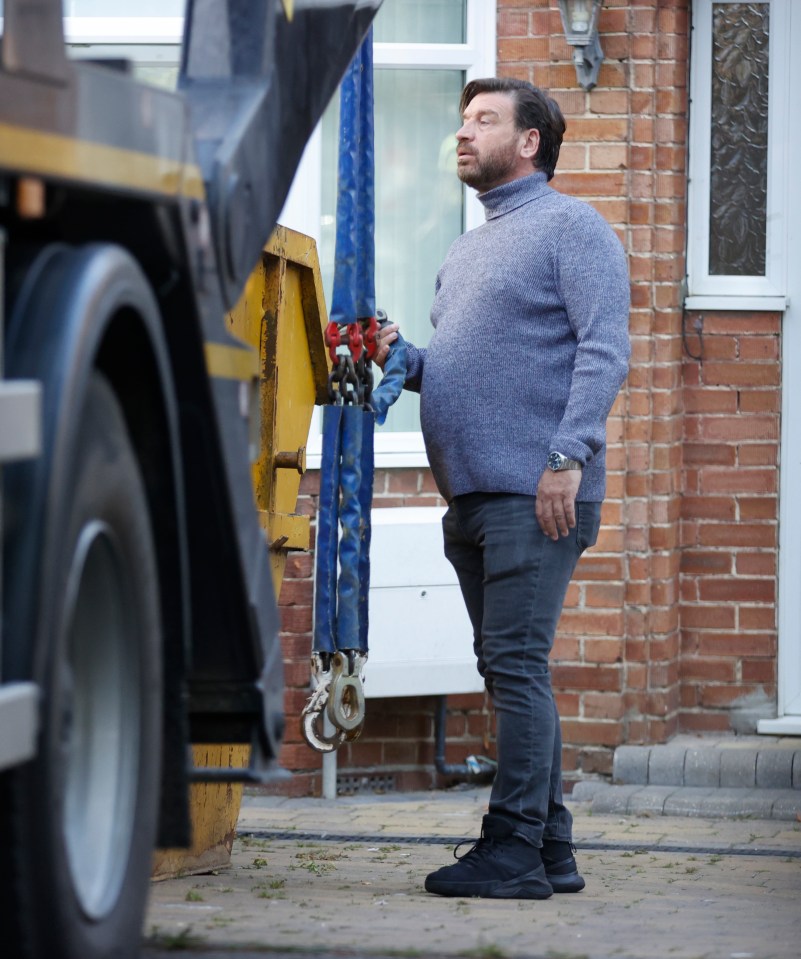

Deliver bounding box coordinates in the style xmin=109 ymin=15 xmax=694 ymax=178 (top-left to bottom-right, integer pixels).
xmin=548 ymin=435 xmax=593 ymax=466
xmin=403 ymin=343 xmax=424 ymax=393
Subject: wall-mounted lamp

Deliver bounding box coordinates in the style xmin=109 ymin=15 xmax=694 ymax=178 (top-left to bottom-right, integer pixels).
xmin=557 ymin=0 xmax=604 ymax=91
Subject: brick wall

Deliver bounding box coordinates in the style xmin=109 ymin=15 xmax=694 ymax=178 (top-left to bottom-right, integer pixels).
xmin=267 ymin=0 xmax=782 ymax=797
xmin=679 ymin=312 xmax=780 ymax=730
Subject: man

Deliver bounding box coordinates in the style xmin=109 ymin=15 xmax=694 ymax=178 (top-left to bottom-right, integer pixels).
xmin=375 ymin=78 xmax=630 ymax=900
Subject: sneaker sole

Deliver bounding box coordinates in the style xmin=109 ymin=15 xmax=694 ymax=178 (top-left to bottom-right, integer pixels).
xmin=425 ymin=866 xmax=553 ymax=900
xmin=546 ymin=871 xmax=585 ymax=893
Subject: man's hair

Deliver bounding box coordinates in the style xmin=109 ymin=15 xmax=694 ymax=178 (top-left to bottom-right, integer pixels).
xmin=459 ymin=78 xmax=566 ymax=181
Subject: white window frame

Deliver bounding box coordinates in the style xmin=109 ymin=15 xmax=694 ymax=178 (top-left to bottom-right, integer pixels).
xmin=686 ymin=0 xmax=790 ymax=312
xmin=281 ymin=2 xmax=496 ymax=469
xmin=55 ymin=6 xmax=496 ymax=469
xmin=63 ymin=17 xmax=183 ymax=44
xmin=759 ymin=0 xmax=801 ymax=734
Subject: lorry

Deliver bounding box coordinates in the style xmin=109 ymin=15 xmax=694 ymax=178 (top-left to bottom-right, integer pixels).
xmin=0 ymin=1 xmax=380 ymax=956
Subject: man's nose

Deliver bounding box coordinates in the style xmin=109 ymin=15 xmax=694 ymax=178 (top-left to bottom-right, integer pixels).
xmin=456 ymin=122 xmax=471 ymax=141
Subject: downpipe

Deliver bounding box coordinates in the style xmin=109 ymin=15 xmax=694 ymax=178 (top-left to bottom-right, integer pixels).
xmin=434 ymin=695 xmax=496 ymax=782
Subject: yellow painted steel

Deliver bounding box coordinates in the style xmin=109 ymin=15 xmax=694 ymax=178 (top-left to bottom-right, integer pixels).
xmin=0 ymin=120 xmax=205 ymax=200
xmin=153 ymin=227 xmax=329 ymax=880
xmin=230 ymin=224 xmax=331 ymax=592
xmin=204 ymin=342 xmax=260 ymax=381
xmin=151 ymin=745 xmax=248 ymax=880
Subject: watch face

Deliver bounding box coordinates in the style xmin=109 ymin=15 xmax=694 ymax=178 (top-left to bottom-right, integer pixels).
xmin=548 ymin=452 xmax=563 ymax=471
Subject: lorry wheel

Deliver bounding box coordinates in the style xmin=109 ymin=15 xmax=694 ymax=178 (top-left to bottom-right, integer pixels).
xmin=0 ymin=371 xmax=162 ymax=959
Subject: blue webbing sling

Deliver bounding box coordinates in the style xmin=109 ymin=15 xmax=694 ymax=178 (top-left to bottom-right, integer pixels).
xmin=303 ymin=30 xmax=406 ymax=752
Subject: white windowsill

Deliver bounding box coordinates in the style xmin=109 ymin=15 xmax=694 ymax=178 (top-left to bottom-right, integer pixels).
xmin=684 ymin=295 xmax=787 ymax=312
xmin=757 ymin=716 xmax=801 ymax=736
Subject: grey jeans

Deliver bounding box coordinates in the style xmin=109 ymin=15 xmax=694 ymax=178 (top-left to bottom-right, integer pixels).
xmin=443 ymin=492 xmax=602 ymax=847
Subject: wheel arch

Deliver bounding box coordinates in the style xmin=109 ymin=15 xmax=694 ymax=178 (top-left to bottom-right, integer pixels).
xmin=4 ymin=240 xmax=192 ymax=848
xmin=94 ymin=290 xmax=193 ymax=850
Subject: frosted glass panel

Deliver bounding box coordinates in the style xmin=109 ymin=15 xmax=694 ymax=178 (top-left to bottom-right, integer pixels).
xmin=374 ymin=0 xmax=466 ymax=44
xmin=320 ymin=69 xmax=464 ymax=433
xmin=709 ymin=2 xmax=770 ymax=276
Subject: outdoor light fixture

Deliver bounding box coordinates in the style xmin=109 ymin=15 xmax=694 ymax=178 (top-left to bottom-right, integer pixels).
xmin=557 ymin=0 xmax=604 ymax=91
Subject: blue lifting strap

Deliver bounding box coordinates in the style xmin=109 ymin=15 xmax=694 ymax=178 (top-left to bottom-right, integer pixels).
xmin=314 ymin=30 xmax=380 ymax=662
xmin=305 ymin=30 xmax=406 ymax=752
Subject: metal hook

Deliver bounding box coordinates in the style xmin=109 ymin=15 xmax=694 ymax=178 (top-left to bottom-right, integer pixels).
xmin=326 ymin=651 xmax=367 ymax=735
xmin=300 ymin=654 xmax=347 ymax=753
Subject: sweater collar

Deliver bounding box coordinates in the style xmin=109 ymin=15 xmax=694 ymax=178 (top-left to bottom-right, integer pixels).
xmin=478 ymin=171 xmax=551 ymax=220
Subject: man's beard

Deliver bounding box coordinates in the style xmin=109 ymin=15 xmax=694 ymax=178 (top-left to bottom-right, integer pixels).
xmin=457 ymin=140 xmax=519 ymax=192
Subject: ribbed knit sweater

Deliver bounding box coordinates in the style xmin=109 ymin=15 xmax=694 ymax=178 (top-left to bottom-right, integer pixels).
xmin=404 ymin=171 xmax=630 ymax=503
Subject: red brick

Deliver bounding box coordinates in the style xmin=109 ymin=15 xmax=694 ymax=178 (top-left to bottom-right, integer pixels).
xmin=498 ymin=37 xmax=549 ymax=61
xmin=680 ymin=712 xmax=731 ymax=733
xmin=682 ymin=444 xmax=736 ymax=466
xmin=683 ymin=389 xmax=737 ymax=414
xmin=739 ymin=606 xmax=776 ymax=630
xmin=699 ymin=684 xmax=763 ymax=708
xmin=561 ymin=720 xmax=623 ymax=747
xmin=679 ymin=550 xmax=732 ymax=574
xmin=583 ymin=693 xmax=626 ymax=720
xmin=558 ymin=610 xmax=624 ymax=636
xmin=697 ymin=579 xmax=775 ymax=604
xmin=739 ymin=390 xmax=781 ymax=413
xmin=697 ymin=523 xmax=776 ymax=548
xmin=681 ymin=605 xmax=736 ymax=629
xmin=738 ymin=444 xmax=778 ymax=466
xmin=742 ymin=660 xmax=776 ymax=683
xmin=686 ymin=633 xmax=775 ymax=659
xmin=738 ymin=498 xmax=778 ymax=520
xmin=702 ymin=362 xmax=779 ymax=387
xmin=697 ymin=414 xmax=778 ymax=443
xmin=735 ymin=552 xmax=776 ymax=576
xmin=279 ymin=577 xmax=313 ymax=606
xmin=551 ymin=664 xmax=622 ymax=691
xmin=498 ymin=9 xmax=529 ymax=36
xmin=681 ymin=495 xmax=736 ymax=520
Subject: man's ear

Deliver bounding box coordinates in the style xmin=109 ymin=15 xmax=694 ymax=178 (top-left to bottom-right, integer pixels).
xmin=521 ymin=128 xmax=540 ymax=161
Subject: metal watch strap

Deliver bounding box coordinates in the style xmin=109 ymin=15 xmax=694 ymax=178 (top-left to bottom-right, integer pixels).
xmin=547 ymin=451 xmax=583 ymax=471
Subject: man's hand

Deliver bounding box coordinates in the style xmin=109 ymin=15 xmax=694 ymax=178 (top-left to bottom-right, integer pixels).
xmin=535 ymin=468 xmax=582 ymax=541
xmin=374 ymin=323 xmax=399 ymax=371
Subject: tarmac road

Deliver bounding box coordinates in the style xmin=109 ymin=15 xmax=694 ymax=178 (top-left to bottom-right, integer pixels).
xmin=143 ymin=787 xmax=801 ymax=959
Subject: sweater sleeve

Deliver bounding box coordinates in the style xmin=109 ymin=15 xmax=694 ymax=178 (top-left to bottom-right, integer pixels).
xmin=550 ymin=203 xmax=631 ymax=463
xmin=403 ymin=341 xmax=426 ymax=393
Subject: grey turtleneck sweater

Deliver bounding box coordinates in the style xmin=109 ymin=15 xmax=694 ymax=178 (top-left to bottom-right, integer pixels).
xmin=403 ymin=170 xmax=630 ymax=503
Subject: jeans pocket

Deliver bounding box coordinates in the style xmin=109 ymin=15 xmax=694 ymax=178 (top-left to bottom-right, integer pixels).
xmin=575 ymin=501 xmax=602 ymax=553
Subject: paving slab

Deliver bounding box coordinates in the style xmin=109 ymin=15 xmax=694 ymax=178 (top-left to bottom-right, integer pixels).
xmin=145 ymin=788 xmax=801 ymax=959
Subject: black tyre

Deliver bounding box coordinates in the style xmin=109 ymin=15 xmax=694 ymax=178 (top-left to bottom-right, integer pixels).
xmin=1 ymin=372 xmax=162 ymax=959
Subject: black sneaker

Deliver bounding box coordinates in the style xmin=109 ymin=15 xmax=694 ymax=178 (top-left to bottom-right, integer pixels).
xmin=424 ymin=815 xmax=553 ymax=900
xmin=540 ymin=839 xmax=585 ymax=893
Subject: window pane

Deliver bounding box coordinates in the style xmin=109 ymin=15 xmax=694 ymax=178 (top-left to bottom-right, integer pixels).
xmin=63 ymin=1 xmax=184 ymax=14
xmin=321 ymin=69 xmax=464 ymax=433
xmin=373 ymin=0 xmax=466 ymax=44
xmin=709 ymin=2 xmax=770 ymax=276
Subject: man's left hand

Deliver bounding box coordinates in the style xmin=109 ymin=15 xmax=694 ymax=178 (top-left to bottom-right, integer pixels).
xmin=535 ymin=469 xmax=582 ymax=541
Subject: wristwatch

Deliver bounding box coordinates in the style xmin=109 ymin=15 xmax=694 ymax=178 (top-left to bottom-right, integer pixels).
xmin=547 ymin=451 xmax=583 ymax=472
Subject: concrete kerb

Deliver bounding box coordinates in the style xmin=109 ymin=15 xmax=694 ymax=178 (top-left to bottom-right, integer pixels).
xmin=720 ymin=748 xmax=759 ymax=788
xmin=756 ymin=748 xmax=795 ymax=788
xmin=612 ymin=744 xmax=650 ymax=785
xmin=684 ymin=746 xmax=721 ymax=787
xmin=647 ymin=745 xmax=687 ymax=786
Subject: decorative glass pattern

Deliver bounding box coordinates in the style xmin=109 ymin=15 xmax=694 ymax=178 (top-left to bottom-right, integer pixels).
xmin=709 ymin=3 xmax=770 ymax=276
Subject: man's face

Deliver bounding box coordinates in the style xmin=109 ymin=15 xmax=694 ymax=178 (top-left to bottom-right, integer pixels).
xmin=455 ymin=91 xmax=540 ymax=193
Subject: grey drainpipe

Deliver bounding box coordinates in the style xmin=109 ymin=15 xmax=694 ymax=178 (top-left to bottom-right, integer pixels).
xmin=434 ymin=695 xmax=496 ymax=781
